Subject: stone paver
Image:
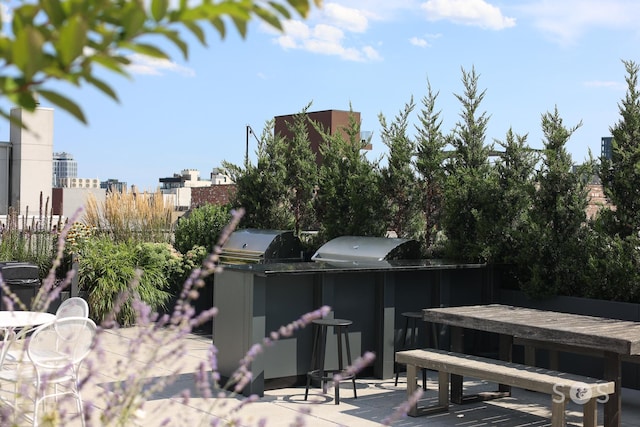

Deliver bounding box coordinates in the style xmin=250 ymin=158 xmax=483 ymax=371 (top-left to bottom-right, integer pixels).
xmin=5 ymin=327 xmax=640 ymax=426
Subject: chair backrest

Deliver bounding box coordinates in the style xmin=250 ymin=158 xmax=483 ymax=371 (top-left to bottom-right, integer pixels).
xmin=56 ymin=297 xmax=89 ymax=319
xmin=27 ymin=317 xmax=96 ymax=369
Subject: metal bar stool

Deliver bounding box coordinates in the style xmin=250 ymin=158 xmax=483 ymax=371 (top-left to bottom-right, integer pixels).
xmin=394 ymin=311 xmax=439 ymax=389
xmin=304 ymin=318 xmax=357 ymax=404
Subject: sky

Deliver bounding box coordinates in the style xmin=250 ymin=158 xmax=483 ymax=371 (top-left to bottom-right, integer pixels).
xmin=3 ymin=0 xmax=639 ymax=191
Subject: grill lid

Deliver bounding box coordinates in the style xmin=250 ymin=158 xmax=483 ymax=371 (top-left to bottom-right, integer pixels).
xmin=220 ymin=228 xmax=303 ymax=264
xmin=311 ymin=236 xmax=421 ymax=265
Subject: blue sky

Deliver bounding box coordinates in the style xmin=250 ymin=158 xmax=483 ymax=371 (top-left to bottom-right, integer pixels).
xmin=8 ymin=0 xmax=640 ymax=191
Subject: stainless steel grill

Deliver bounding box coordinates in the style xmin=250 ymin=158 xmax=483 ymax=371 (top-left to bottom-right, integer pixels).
xmin=219 ymin=229 xmax=304 ymax=264
xmin=311 ymin=236 xmax=421 ymax=266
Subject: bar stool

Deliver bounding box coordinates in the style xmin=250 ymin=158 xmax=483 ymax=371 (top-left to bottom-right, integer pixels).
xmin=394 ymin=311 xmax=439 ymax=388
xmin=304 ymin=318 xmax=357 ymax=404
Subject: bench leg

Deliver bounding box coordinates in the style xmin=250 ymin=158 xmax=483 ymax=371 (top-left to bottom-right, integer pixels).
xmin=551 ymin=397 xmax=567 ymax=427
xmin=583 ymin=398 xmax=597 ymax=427
xmin=438 ymin=370 xmax=449 ymax=409
xmin=407 ymin=364 xmax=419 ymax=417
xmin=406 ymin=364 xmax=449 ymax=417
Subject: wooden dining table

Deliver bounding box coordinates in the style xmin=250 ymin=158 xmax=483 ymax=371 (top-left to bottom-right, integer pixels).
xmin=422 ymin=304 xmax=640 ymax=427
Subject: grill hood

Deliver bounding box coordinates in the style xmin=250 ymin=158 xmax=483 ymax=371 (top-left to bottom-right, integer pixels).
xmin=311 ymin=236 xmax=421 ymax=266
xmin=219 ymin=228 xmax=304 ymax=264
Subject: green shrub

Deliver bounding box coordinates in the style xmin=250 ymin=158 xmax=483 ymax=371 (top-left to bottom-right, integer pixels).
xmin=173 ymin=204 xmax=231 ymax=254
xmin=76 ymin=237 xmax=172 ymax=326
xmin=0 ymin=205 xmax=58 ymax=277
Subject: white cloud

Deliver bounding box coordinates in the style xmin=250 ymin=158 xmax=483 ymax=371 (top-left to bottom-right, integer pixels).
xmin=125 ymin=54 xmax=196 ymax=77
xmin=323 ymin=2 xmax=369 ymax=32
xmin=273 ymin=3 xmax=381 ymax=62
xmin=517 ymin=0 xmax=640 ymax=45
xmin=362 ymin=46 xmax=382 ymax=61
xmin=421 ymin=0 xmax=516 ymax=30
xmin=410 ymin=37 xmax=430 ymax=47
xmin=584 ymin=80 xmax=626 ymax=90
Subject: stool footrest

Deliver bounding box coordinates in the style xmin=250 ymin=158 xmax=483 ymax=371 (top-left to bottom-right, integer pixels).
xmin=307 ymin=369 xmax=355 ymax=382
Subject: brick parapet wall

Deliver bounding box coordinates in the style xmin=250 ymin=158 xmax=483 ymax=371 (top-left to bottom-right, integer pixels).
xmin=191 ymin=185 xmax=236 ymax=207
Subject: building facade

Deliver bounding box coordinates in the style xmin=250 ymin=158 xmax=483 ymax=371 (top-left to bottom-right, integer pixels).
xmin=273 ymin=109 xmax=370 ymax=165
xmin=58 ymin=177 xmax=100 ymax=189
xmin=0 ymin=107 xmax=54 ymax=216
xmin=601 ymin=136 xmax=613 ymax=160
xmin=52 ymin=151 xmax=78 ymax=187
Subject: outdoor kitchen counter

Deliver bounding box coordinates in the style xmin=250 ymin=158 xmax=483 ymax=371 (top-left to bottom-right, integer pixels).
xmin=221 ymin=259 xmax=486 ymax=274
xmin=213 ymin=260 xmax=494 ymax=396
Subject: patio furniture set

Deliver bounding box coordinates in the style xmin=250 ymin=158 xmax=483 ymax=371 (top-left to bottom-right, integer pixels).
xmin=0 ymin=297 xmax=94 ymax=426
xmin=301 ymin=303 xmax=640 ymax=427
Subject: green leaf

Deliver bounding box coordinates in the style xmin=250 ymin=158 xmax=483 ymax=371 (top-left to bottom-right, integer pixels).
xmin=254 ymin=7 xmax=282 ymax=31
xmin=151 ymin=0 xmax=169 ymax=21
xmin=57 ymin=15 xmax=88 ymax=66
xmin=158 ymin=28 xmax=190 ymax=58
xmin=120 ymin=42 xmax=169 ymax=59
xmin=37 ymin=89 xmax=87 ymax=124
xmin=287 ymin=0 xmax=311 ymax=17
xmin=267 ymin=2 xmax=292 ymax=20
xmin=183 ymin=21 xmax=206 ymax=46
xmin=41 ymin=0 xmax=66 ymax=26
xmin=120 ymin=3 xmax=146 ymax=39
xmin=91 ymin=54 xmax=129 ymax=76
xmin=85 ymin=75 xmax=119 ymax=102
xmin=231 ymin=16 xmax=247 ymax=38
xmin=13 ymin=26 xmax=45 ymax=80
xmin=209 ymin=17 xmax=226 ymax=39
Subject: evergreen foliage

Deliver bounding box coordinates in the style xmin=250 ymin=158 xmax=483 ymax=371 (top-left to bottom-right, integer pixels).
xmin=379 ymin=98 xmax=424 ymax=240
xmin=521 ymin=107 xmax=592 ymax=297
xmin=224 ymin=120 xmax=294 ymax=230
xmin=282 ymin=104 xmax=319 ymax=235
xmin=440 ymin=66 xmax=497 ymax=262
xmin=490 ymin=129 xmax=537 ymax=268
xmin=314 ymin=109 xmax=386 ymax=241
xmin=600 ymin=60 xmax=640 ymax=237
xmin=414 ymin=81 xmax=447 ymax=253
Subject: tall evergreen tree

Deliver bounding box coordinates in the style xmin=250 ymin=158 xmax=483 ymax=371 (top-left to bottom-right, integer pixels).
xmin=223 ymin=120 xmax=293 ymax=229
xmin=414 ymin=80 xmax=447 ymax=253
xmin=314 ymin=110 xmax=386 ymax=241
xmin=491 ymin=129 xmax=537 ymax=266
xmin=524 ymin=107 xmax=591 ymax=297
xmin=600 ymin=60 xmax=640 ymax=238
xmin=379 ymin=98 xmax=423 ymax=240
xmin=449 ymin=66 xmax=492 ymax=170
xmin=440 ymin=66 xmax=496 ymax=262
xmin=283 ymin=104 xmax=319 ymax=236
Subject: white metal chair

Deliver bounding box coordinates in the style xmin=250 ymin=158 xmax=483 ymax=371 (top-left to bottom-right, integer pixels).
xmin=56 ymin=297 xmax=89 ymax=319
xmin=0 ymin=317 xmax=96 ymax=426
xmin=3 ymin=297 xmax=89 ymax=365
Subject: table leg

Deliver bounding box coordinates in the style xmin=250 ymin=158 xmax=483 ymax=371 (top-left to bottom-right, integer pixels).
xmin=450 ymin=326 xmax=463 ymax=404
xmin=603 ymin=351 xmax=621 ymax=427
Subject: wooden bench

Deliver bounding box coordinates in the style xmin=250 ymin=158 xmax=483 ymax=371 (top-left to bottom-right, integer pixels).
xmin=396 ymin=348 xmax=615 ymax=427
